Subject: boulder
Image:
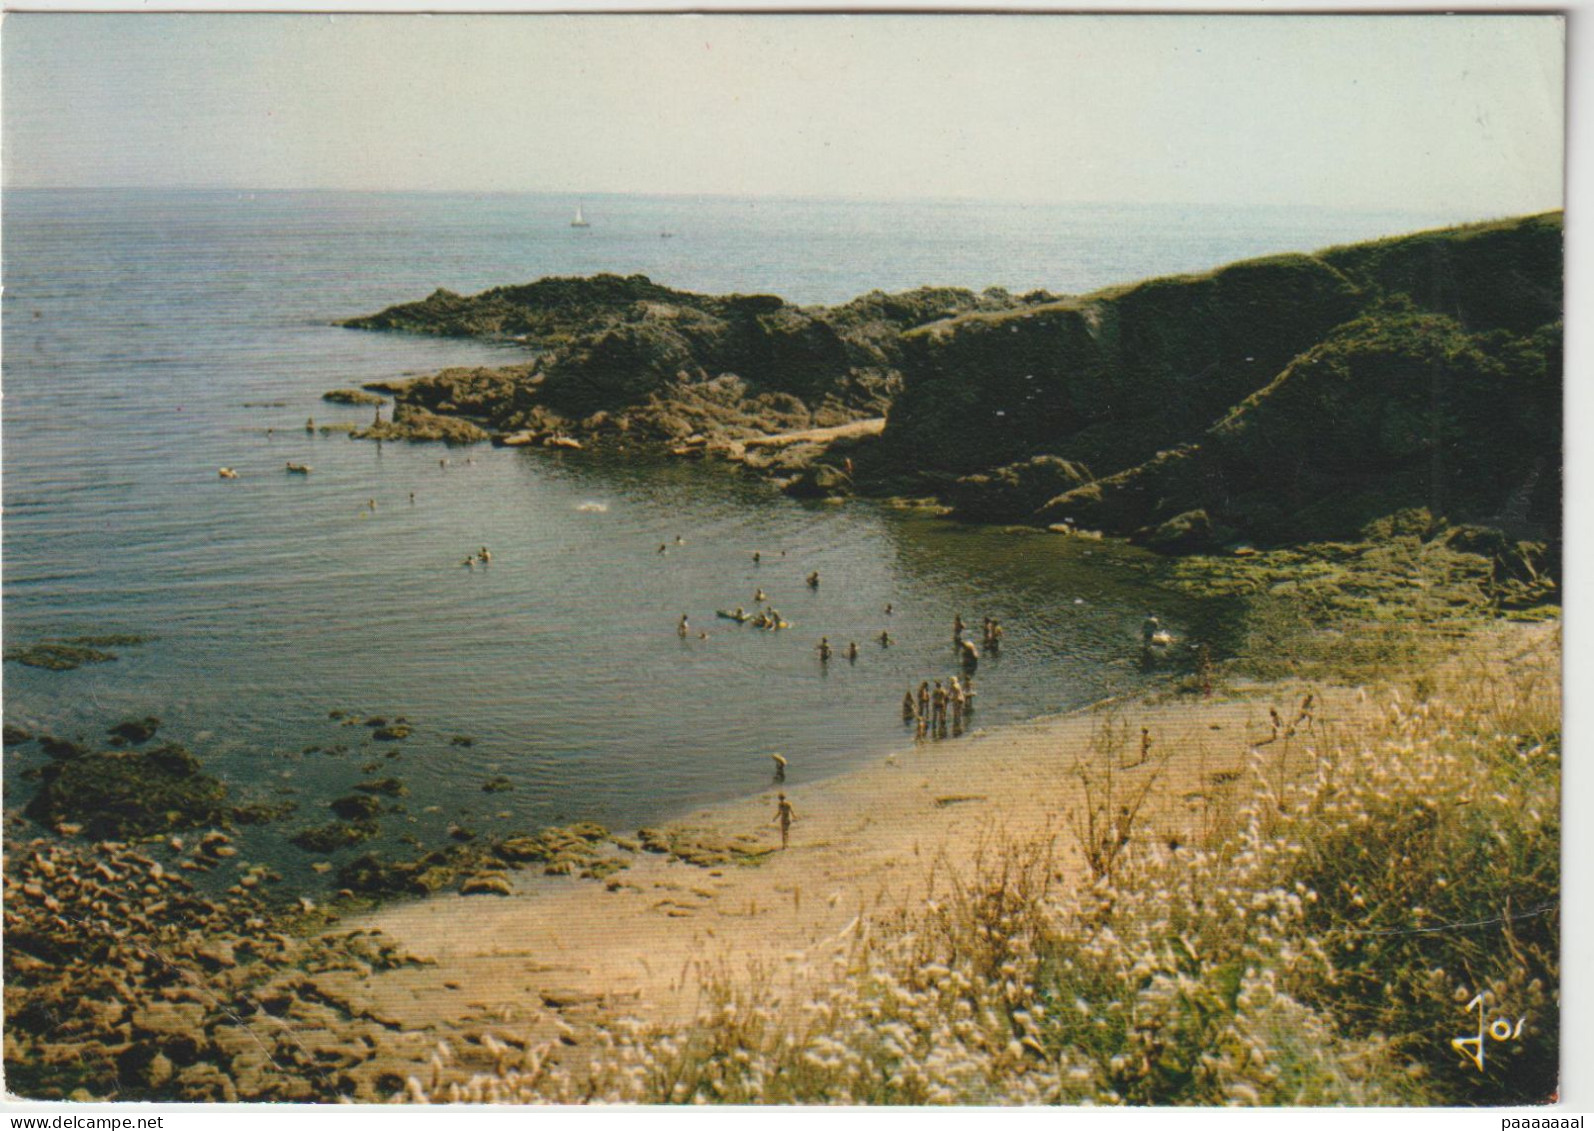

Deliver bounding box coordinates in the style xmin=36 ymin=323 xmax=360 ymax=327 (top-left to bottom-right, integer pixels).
xmin=1134 ymin=509 xmax=1224 ymax=555
xmin=108 ymin=716 xmax=161 ymax=745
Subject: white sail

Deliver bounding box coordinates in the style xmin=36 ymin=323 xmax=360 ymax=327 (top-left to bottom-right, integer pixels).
xmin=571 ymin=204 xmax=590 ymax=228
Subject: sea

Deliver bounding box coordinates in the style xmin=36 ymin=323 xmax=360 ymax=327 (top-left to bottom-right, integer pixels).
xmin=1 ymin=188 xmax=1470 ymax=884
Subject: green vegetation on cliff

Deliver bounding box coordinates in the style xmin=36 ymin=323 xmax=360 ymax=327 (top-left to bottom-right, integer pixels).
xmin=881 ymin=213 xmax=1559 ymax=559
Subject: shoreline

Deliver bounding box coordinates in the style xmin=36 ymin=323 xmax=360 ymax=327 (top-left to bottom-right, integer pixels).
xmin=339 ymin=639 xmax=1423 ymax=1032
xmin=2 ymin=616 xmax=1556 ymax=1101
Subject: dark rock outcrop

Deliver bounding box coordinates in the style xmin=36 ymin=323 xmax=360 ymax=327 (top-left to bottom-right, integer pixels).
xmin=24 ymin=743 xmax=232 ymax=839
xmin=322 ymin=388 xmax=385 ymax=406
xmin=342 ymin=276 xmax=1046 ymax=447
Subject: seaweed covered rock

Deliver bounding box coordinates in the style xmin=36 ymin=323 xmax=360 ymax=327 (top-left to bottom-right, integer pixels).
xmin=355 ymin=402 xmax=489 ymax=445
xmin=39 ymin=736 xmax=91 ymax=761
xmin=341 ymin=274 xmax=698 ymax=341
xmin=635 ymin=826 xmax=777 ymax=868
xmin=6 ymin=642 xmax=118 ymax=671
xmin=330 ymin=794 xmax=382 ymax=821
xmin=109 ymin=716 xmax=161 ymax=745
xmin=459 ymin=872 xmax=515 ymax=897
xmin=337 ymin=849 xmax=474 ymax=896
xmin=23 ymin=743 xmax=232 ymax=838
xmin=290 ymin=821 xmax=380 ymax=853
xmin=354 ymin=776 xmax=408 ymax=797
xmin=321 ymin=388 xmax=385 ymax=406
xmin=1196 ymin=312 xmax=1559 ymax=543
xmin=494 ymin=822 xmax=619 ymax=877
xmin=4 ymin=634 xmax=151 ymax=672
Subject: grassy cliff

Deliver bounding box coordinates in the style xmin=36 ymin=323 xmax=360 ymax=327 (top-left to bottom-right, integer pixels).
xmin=880 ymin=213 xmax=1561 ymax=553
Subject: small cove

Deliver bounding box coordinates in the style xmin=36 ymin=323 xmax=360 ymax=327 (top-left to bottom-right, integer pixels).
xmin=2 ymin=188 xmax=1456 ymax=888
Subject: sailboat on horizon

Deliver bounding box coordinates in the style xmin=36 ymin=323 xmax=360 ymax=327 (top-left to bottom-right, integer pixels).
xmin=570 ymin=203 xmax=591 ymax=228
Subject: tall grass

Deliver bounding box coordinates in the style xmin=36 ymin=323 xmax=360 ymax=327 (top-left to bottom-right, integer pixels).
xmin=415 ymin=624 xmax=1558 ymax=1105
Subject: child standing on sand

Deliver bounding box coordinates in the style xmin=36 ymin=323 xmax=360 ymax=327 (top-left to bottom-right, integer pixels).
xmin=773 ymin=793 xmax=797 ymax=848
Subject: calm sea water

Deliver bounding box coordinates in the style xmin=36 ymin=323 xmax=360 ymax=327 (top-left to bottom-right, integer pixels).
xmin=2 ymin=188 xmax=1462 ymax=880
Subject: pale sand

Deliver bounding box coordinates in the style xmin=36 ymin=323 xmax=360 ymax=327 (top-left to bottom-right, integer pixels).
xmin=342 ymin=674 xmax=1370 ymax=1037
xmin=740 ymin=417 xmax=887 ymax=449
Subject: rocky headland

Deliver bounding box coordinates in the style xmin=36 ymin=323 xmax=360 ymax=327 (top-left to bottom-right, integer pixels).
xmin=338 ymin=213 xmax=1561 ymax=581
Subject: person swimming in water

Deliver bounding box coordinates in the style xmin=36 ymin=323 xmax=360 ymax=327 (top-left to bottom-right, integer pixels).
xmin=753 ymin=551 xmax=762 ymax=564
xmin=902 ymin=690 xmax=917 ymax=722
xmin=846 ymin=642 xmax=859 ymax=662
xmin=817 ymin=637 xmax=832 ymax=662
xmin=754 ymin=588 xmax=767 ymax=603
xmin=879 ymin=630 xmax=892 ymax=648
xmin=807 ymin=571 xmax=820 ymax=589
xmin=678 ymin=614 xmax=690 ymax=637
xmin=771 ymin=753 xmax=787 ymax=783
xmin=479 ymin=546 xmax=491 ymax=563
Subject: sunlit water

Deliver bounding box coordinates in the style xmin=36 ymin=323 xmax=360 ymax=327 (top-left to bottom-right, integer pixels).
xmin=2 ymin=189 xmax=1461 ymax=883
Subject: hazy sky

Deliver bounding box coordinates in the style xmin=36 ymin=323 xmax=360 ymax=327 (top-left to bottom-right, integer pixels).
xmin=2 ymin=13 xmax=1565 ymax=213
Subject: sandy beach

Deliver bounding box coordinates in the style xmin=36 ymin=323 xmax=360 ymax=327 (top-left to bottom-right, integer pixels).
xmin=347 ymin=668 xmax=1369 ymax=1039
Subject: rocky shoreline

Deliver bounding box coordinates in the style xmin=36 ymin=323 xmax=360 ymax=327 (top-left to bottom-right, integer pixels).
xmin=334 ymin=213 xmax=1563 ymax=561
xmin=3 ymin=827 xmax=438 ymax=1102
xmin=2 ymin=706 xmax=797 ymax=1101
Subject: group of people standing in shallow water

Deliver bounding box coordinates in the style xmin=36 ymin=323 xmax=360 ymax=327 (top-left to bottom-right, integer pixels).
xmin=895 ymin=612 xmax=1001 ymax=739
xmin=902 ymin=670 xmax=977 ymax=739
